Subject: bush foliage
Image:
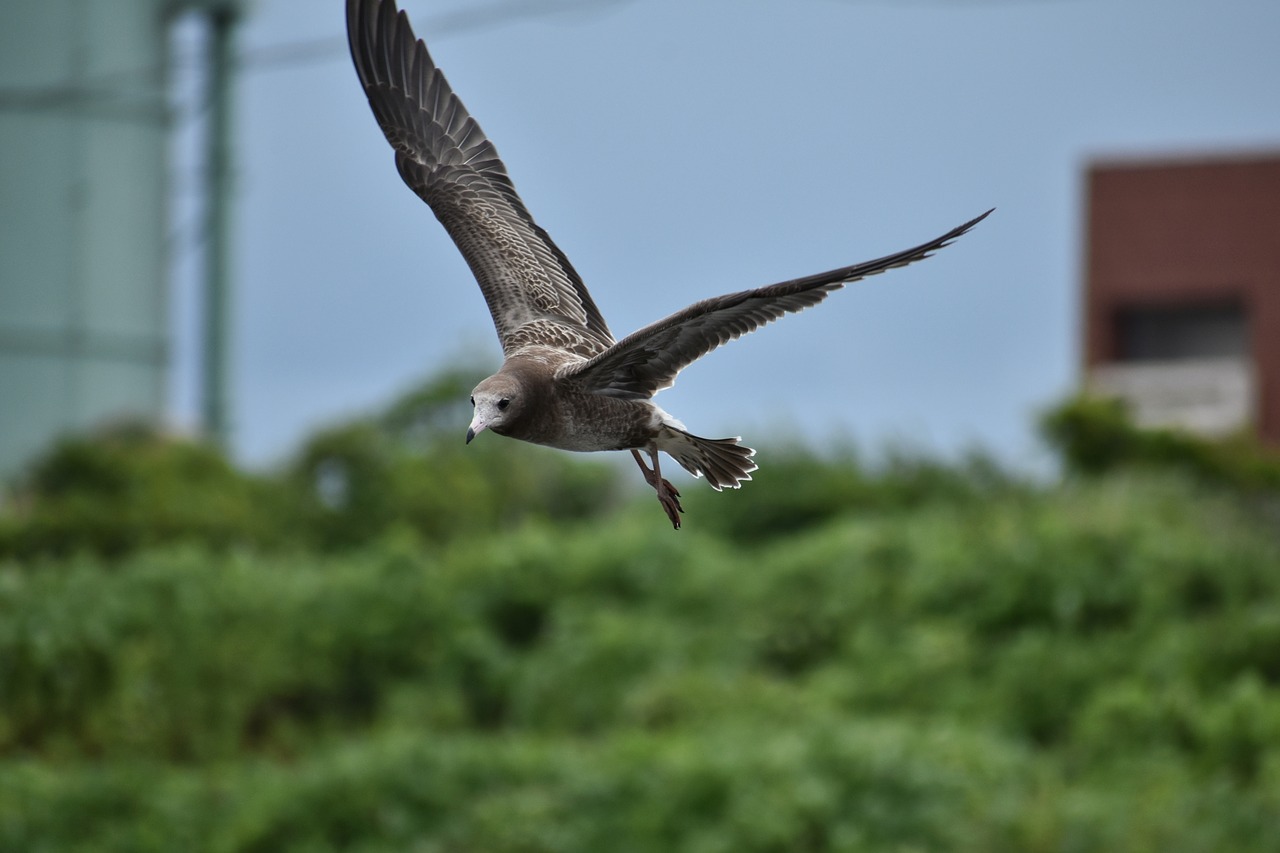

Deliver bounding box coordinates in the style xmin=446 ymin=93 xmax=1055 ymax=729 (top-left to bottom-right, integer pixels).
xmin=0 ymin=422 xmax=283 ymax=558
xmin=1043 ymin=394 xmax=1280 ymax=494
xmin=2 ymin=385 xmax=1280 ymax=850
xmin=0 ymin=368 xmax=624 ymax=559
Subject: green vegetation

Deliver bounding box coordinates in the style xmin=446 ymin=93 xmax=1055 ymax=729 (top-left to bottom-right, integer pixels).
xmin=1 ymin=387 xmax=1279 ymax=851
xmin=1043 ymin=394 xmax=1280 ymax=493
xmin=0 ymin=368 xmax=622 ymax=560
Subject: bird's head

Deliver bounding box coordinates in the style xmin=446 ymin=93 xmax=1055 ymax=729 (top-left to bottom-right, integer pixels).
xmin=466 ymin=373 xmax=524 ymax=443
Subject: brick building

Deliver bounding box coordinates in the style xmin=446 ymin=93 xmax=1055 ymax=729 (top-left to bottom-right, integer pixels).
xmin=1083 ymin=152 xmax=1280 ymax=445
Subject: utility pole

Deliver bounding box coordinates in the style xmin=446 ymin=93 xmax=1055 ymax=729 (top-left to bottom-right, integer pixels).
xmin=201 ymin=4 xmax=238 ymax=449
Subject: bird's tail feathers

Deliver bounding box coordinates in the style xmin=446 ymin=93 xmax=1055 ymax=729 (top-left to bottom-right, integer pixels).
xmin=658 ymin=427 xmax=757 ymax=491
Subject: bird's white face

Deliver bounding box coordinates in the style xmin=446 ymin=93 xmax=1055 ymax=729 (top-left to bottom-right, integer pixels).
xmin=466 ymin=376 xmax=521 ymax=443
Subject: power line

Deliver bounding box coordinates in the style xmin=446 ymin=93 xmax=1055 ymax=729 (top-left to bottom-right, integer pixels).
xmin=240 ymin=0 xmax=638 ymax=71
xmin=0 ymin=0 xmax=638 ymax=108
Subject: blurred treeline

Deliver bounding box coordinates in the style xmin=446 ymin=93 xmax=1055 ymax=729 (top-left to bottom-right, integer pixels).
xmin=2 ymin=371 xmax=1280 ymax=851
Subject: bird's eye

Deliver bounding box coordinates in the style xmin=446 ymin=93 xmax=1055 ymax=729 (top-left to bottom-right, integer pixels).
xmin=469 ymin=396 xmax=475 ymax=406
xmin=497 ymin=398 xmax=510 ymax=411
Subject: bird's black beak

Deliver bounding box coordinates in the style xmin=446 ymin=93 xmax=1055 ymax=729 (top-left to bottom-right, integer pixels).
xmin=465 ymin=427 xmax=476 ymax=445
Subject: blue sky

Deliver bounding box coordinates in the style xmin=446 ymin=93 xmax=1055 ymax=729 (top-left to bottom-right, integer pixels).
xmin=171 ymin=0 xmax=1280 ymax=469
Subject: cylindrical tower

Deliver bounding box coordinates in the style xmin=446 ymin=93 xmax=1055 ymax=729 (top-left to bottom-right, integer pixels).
xmin=0 ymin=0 xmax=174 ymax=476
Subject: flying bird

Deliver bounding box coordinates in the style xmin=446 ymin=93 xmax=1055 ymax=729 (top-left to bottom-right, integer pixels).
xmin=346 ymin=0 xmax=990 ymax=529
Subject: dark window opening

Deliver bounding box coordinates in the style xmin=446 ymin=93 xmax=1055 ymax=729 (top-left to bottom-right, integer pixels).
xmin=1115 ymin=301 xmax=1249 ymax=361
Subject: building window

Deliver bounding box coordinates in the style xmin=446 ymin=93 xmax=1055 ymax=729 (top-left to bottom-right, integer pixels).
xmin=1092 ymin=299 xmax=1254 ymax=436
xmin=1115 ymin=300 xmax=1249 ymax=362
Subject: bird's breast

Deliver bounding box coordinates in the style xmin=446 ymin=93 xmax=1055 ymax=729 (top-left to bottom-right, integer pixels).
xmin=517 ymin=390 xmax=657 ymax=453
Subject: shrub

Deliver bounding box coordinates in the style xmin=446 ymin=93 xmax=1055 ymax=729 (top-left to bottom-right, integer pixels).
xmin=0 ymin=424 xmax=283 ymax=559
xmin=1041 ymin=395 xmax=1280 ymax=493
xmin=4 ymin=390 xmax=1280 ymax=849
xmin=0 ymin=368 xmax=626 ymax=559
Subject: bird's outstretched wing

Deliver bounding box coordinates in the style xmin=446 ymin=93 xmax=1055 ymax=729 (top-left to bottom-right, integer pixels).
xmin=347 ymin=0 xmax=614 ymax=358
xmin=562 ymin=210 xmax=993 ymax=399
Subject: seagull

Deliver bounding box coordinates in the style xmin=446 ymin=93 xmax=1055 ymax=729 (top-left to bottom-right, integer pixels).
xmin=346 ymin=0 xmax=990 ymax=529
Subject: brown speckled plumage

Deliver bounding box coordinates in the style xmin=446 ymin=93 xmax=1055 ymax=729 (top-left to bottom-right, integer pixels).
xmin=346 ymin=0 xmax=991 ymax=528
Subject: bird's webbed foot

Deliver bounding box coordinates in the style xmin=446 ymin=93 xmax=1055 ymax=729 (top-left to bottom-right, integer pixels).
xmin=631 ymin=449 xmax=684 ymax=530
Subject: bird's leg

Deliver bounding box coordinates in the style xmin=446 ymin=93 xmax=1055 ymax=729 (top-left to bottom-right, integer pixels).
xmin=631 ymin=449 xmax=683 ymax=529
